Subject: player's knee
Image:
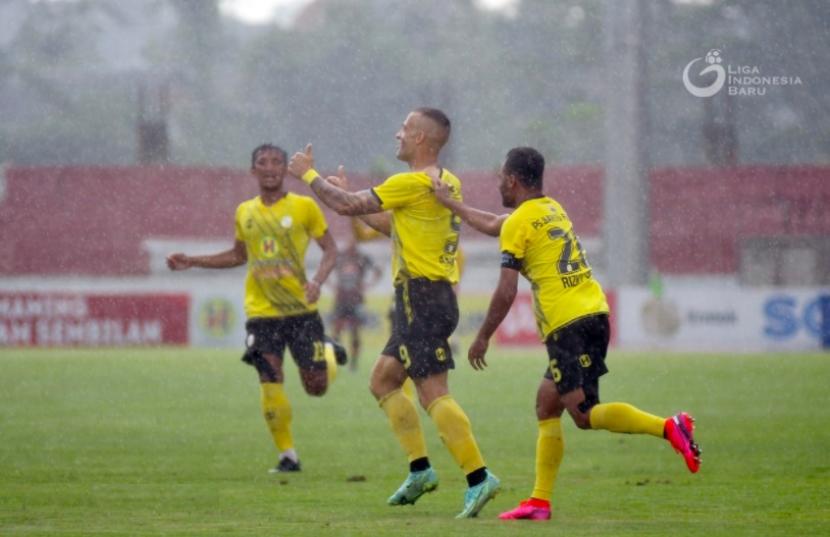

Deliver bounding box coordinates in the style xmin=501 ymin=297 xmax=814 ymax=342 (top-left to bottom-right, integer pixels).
xmin=536 ymin=401 xmax=564 ymax=421
xmin=304 ymin=381 xmax=327 ymax=397
xmin=569 ymin=401 xmax=596 ymax=429
xmin=300 ymin=371 xmax=328 ymax=397
xmin=257 ymin=370 xmax=281 ymax=383
xmin=368 ymin=363 xmax=392 ymax=400
xmin=573 ymin=414 xmax=592 ymax=429
xmin=368 ymin=378 xmax=385 ymax=400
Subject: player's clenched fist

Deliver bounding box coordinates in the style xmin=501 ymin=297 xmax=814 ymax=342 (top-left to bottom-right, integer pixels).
xmin=166 ymin=253 xmax=192 ymax=271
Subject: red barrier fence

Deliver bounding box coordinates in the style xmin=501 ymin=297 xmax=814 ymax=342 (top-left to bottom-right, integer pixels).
xmin=2 ymin=165 xmax=828 ymax=276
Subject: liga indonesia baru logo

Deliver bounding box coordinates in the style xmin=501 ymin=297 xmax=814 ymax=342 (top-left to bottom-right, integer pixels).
xmin=682 ymin=49 xmax=802 ymax=97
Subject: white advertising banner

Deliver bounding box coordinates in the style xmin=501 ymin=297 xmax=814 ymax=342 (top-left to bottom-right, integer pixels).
xmin=188 ymin=285 xmax=247 ymax=349
xmin=617 ymin=286 xmax=829 ymax=352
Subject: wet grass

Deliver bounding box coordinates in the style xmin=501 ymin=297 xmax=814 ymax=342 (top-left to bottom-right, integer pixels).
xmin=1 ymin=347 xmax=828 ymax=536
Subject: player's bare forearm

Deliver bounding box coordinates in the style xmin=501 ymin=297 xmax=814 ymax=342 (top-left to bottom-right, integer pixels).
xmin=448 ymin=200 xmax=506 ymax=238
xmin=351 ymin=217 xmax=383 ymax=241
xmin=358 ymin=212 xmax=391 ymax=236
xmin=305 ymin=232 xmax=337 ymax=304
xmin=468 ymin=269 xmax=516 ymax=370
xmin=476 ymin=269 xmax=518 ymax=341
xmin=312 ymin=232 xmax=338 ymax=285
xmin=190 ymin=251 xmax=246 ymax=269
xmin=309 ymin=178 xmax=382 ymax=216
xmin=167 ymin=243 xmax=246 ymax=270
xmin=432 ymin=175 xmax=506 ymax=237
xmin=287 ymin=146 xmax=380 ymax=215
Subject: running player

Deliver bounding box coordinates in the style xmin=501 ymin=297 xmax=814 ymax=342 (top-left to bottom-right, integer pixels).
xmin=167 ymin=144 xmax=346 ymax=473
xmin=432 ymin=146 xmax=701 ymax=521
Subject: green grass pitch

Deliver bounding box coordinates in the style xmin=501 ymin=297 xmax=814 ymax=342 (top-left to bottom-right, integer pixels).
xmin=1 ymin=346 xmax=828 ymax=536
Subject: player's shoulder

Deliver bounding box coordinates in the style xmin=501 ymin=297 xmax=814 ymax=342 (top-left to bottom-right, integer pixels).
xmin=385 ymin=171 xmax=429 ymax=185
xmin=287 ymin=191 xmax=321 ymax=209
xmin=501 ymin=197 xmax=549 ymax=233
xmin=384 ymin=168 xmax=460 ymax=195
xmin=236 ymin=196 xmax=258 ymax=213
xmin=440 ymin=167 xmax=461 ymax=183
xmin=515 ymin=196 xmax=559 ymax=218
xmin=542 ymin=196 xmax=566 ymax=213
xmin=501 ymin=209 xmax=523 ymax=234
xmin=438 ymin=168 xmax=462 ymax=193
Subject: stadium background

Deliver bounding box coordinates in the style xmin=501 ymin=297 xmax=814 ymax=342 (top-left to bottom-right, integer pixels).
xmin=1 ymin=163 xmax=828 ymax=351
xmin=2 ymin=2 xmax=830 ymax=535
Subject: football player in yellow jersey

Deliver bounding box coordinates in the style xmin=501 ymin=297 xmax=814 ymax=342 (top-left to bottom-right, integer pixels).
xmin=432 ymin=147 xmax=701 ymax=521
xmin=287 ymin=108 xmax=499 ymax=519
xmin=166 ymin=144 xmax=346 ymax=474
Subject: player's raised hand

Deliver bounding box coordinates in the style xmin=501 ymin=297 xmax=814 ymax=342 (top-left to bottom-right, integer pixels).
xmin=326 ymin=165 xmax=349 ymax=190
xmin=468 ymin=336 xmax=489 ymax=371
xmin=288 ymin=143 xmax=315 ymax=178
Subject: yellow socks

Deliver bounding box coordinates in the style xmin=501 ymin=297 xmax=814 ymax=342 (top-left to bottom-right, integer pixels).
xmin=379 ymin=389 xmax=428 ymax=462
xmin=427 ymin=395 xmax=486 ymax=474
xmin=401 ymin=377 xmax=416 ymax=400
xmin=260 ymin=382 xmax=293 ymax=451
xmin=589 ymin=402 xmax=665 ymax=437
xmin=531 ymin=418 xmax=564 ymax=502
xmin=323 ymin=342 xmax=338 ymax=384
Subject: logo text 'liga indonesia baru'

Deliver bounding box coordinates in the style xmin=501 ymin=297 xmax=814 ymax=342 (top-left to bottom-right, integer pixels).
xmin=682 ymin=49 xmax=802 ymax=98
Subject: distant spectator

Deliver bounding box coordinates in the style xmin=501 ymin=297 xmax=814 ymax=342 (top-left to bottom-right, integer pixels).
xmin=331 ymin=239 xmax=382 ymax=371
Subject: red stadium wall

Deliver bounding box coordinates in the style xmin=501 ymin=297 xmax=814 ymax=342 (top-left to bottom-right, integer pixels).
xmin=1 ymin=166 xmax=253 ymax=275
xmin=650 ymin=166 xmax=830 ymax=273
xmin=1 ymin=165 xmax=828 ymax=276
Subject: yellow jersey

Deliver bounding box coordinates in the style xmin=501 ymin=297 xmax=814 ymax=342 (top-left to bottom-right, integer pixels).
xmin=234 ymin=193 xmax=327 ymax=318
xmin=371 ymin=169 xmax=462 ymax=285
xmin=499 ymin=196 xmax=608 ymax=340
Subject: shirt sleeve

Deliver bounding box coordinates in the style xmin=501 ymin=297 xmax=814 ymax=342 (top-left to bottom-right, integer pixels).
xmin=371 ymin=173 xmax=426 ymax=210
xmin=305 ymin=198 xmax=328 ymax=238
xmin=499 ymin=213 xmax=526 ymax=270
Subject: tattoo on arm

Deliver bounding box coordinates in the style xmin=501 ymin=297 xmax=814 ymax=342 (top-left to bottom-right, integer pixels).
xmin=310 ymin=179 xmax=382 ymax=216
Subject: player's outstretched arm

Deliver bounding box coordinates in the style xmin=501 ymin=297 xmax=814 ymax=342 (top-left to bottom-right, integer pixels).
xmin=288 ymin=145 xmax=383 ymax=216
xmin=430 ymin=176 xmax=507 ymax=237
xmin=468 ymin=267 xmax=519 ymax=370
xmin=325 ymin=167 xmax=390 ymax=236
xmin=166 ymin=241 xmax=246 ymax=271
